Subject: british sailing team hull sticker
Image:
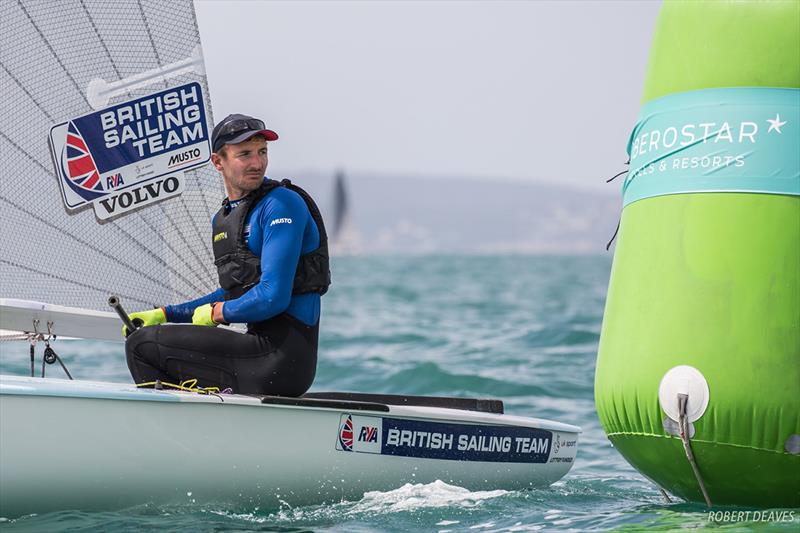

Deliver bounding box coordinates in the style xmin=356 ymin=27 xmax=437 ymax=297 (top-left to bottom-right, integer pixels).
xmin=49 ymin=82 xmax=210 ymax=220
xmin=336 ymin=414 xmax=572 ymax=464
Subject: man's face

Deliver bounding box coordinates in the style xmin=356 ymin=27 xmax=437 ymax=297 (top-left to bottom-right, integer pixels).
xmin=211 ymin=136 xmax=268 ymax=199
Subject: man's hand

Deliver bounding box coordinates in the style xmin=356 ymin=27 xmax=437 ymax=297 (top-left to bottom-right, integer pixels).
xmin=123 ymin=308 xmax=166 ymax=337
xmin=192 ymin=303 xmax=220 ymax=327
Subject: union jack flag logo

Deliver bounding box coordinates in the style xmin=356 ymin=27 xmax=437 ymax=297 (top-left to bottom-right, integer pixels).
xmin=338 ymin=414 xmax=354 ymax=451
xmin=63 ymin=121 xmax=103 ymax=192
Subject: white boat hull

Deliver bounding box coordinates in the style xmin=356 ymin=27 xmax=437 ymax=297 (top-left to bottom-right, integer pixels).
xmin=0 ymin=375 xmax=579 ymax=516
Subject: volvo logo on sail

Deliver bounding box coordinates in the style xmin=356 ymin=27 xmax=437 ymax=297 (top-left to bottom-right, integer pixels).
xmin=96 ymin=175 xmax=183 ymax=220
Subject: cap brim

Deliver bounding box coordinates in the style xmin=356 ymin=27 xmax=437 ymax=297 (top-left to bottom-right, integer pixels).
xmin=226 ymin=129 xmax=279 ymax=146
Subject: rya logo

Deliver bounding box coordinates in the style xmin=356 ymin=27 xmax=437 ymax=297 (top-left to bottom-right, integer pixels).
xmin=358 ymin=426 xmax=378 ymax=443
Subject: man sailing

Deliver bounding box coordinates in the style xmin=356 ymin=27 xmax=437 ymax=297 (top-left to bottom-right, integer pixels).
xmin=124 ymin=114 xmax=330 ymax=396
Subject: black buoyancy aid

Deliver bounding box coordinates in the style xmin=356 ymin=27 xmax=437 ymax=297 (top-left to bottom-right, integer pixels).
xmin=211 ymin=179 xmax=331 ymax=302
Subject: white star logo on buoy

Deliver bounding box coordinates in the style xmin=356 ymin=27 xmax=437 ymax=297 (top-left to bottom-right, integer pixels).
xmin=766 ymin=113 xmax=787 ymax=134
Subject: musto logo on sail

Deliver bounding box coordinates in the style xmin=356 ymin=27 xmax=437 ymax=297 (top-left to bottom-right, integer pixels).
xmin=48 ymin=82 xmax=211 ymax=221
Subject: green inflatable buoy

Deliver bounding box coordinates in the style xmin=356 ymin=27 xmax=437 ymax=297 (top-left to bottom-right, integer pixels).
xmin=596 ymin=0 xmax=799 ymax=507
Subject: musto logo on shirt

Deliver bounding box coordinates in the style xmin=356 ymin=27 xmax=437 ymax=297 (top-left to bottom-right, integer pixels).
xmin=335 ymin=414 xmax=554 ymax=463
xmin=623 ymin=88 xmax=799 ymax=206
xmin=48 ymin=82 xmax=211 ymax=220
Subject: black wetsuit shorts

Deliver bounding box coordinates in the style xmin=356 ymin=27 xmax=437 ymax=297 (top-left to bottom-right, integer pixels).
xmin=125 ymin=314 xmax=318 ymax=397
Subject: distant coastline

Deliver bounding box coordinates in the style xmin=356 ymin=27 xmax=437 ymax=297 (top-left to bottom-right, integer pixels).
xmin=278 ymin=170 xmax=621 ymax=254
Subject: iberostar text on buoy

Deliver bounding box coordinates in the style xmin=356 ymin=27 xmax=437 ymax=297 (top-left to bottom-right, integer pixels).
xmin=595 ymin=0 xmax=799 ymax=507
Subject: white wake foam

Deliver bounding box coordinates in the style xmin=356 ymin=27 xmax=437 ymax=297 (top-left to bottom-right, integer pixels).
xmin=349 ymin=480 xmax=509 ymax=514
xmin=209 ymin=480 xmax=510 ymax=524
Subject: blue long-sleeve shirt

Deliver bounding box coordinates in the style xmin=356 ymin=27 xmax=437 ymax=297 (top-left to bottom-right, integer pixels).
xmin=164 ymin=179 xmax=321 ymax=326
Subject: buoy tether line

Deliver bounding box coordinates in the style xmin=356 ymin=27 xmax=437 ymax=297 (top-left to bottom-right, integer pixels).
xmin=657 ymin=365 xmax=713 ymax=507
xmin=677 ymin=393 xmax=712 ymax=507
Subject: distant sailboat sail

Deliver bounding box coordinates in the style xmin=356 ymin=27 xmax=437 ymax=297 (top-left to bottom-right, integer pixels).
xmin=331 ymin=170 xmax=349 ymax=240
xmin=329 ymin=170 xmax=361 ymax=255
xmin=0 ymin=0 xmax=222 ymax=324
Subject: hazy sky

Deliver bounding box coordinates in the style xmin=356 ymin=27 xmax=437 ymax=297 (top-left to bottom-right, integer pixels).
xmin=194 ymin=0 xmax=662 ymax=191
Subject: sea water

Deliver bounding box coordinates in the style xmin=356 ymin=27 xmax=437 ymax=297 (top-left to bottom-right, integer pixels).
xmin=0 ymin=255 xmax=796 ymax=532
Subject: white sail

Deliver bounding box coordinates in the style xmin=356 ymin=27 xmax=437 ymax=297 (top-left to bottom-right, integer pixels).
xmin=0 ymin=0 xmax=222 ymax=338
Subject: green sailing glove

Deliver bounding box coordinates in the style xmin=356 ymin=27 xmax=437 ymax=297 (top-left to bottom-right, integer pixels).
xmin=192 ymin=303 xmax=219 ymax=327
xmin=123 ymin=308 xmax=166 ymax=337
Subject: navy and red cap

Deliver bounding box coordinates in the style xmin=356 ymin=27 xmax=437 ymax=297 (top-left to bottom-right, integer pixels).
xmin=211 ymin=113 xmax=278 ymax=153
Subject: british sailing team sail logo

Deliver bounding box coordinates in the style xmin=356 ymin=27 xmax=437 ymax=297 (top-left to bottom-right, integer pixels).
xmin=49 ymin=82 xmax=210 ymax=220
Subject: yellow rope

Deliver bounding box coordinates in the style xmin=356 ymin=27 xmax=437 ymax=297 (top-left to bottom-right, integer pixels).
xmin=135 ymin=378 xmax=221 ymax=395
